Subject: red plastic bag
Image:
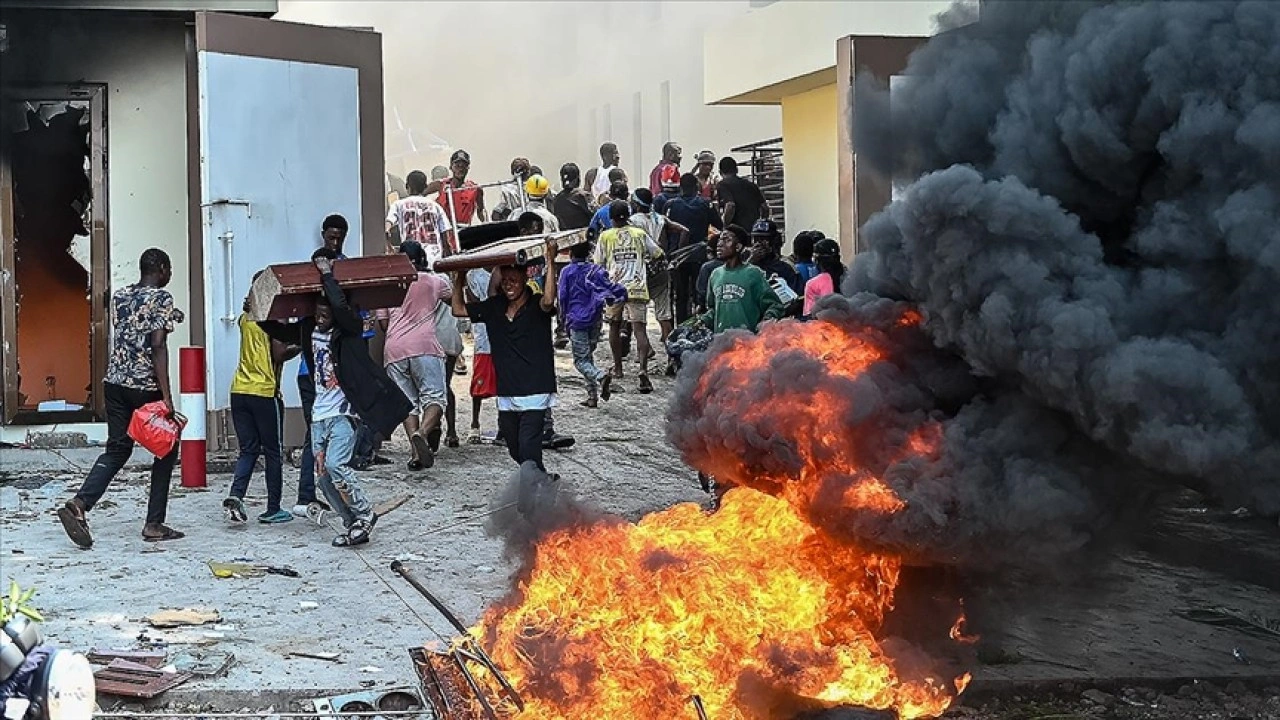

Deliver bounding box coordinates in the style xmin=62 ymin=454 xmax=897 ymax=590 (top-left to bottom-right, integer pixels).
xmin=127 ymin=401 xmax=187 ymax=458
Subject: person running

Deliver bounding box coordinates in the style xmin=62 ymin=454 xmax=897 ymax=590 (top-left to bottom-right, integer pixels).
xmin=664 ymin=173 xmax=724 ymax=323
xmin=629 ymin=188 xmax=687 ymax=375
xmin=262 ymin=251 xmax=411 ymax=547
xmin=386 ymin=170 xmax=455 ymax=265
xmin=429 ymin=149 xmax=487 ymax=228
xmin=514 ymin=212 xmax=575 ymax=450
xmin=378 ymin=241 xmax=452 ymax=470
xmin=804 ymin=237 xmax=845 ymax=317
xmin=465 ymin=267 xmax=497 ymax=444
xmin=434 ymin=293 xmax=465 ymax=450
xmin=695 ymin=225 xmax=785 ymax=333
xmin=224 ymin=278 xmax=294 ymax=525
xmin=586 ymin=142 xmax=624 ymax=203
xmin=558 ymin=241 xmax=627 ymax=407
xmin=57 ymin=249 xmax=185 ymax=548
xmin=597 ymin=200 xmax=663 ymax=393
xmin=450 ymin=235 xmax=561 ymax=471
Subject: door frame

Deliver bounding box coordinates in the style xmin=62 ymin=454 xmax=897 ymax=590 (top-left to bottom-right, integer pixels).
xmin=0 ymin=83 xmax=109 ymax=424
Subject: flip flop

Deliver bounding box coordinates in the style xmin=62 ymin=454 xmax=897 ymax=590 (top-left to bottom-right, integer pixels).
xmin=143 ymin=525 xmax=186 ymax=542
xmin=57 ymin=503 xmax=93 ymax=549
xmin=410 ymin=432 xmax=435 ymax=469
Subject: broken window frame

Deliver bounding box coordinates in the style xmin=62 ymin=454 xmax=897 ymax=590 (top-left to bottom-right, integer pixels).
xmin=0 ymin=83 xmax=109 ymax=425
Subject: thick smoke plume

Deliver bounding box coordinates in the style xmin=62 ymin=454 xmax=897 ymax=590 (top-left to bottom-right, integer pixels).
xmin=670 ymin=0 xmax=1280 ymax=567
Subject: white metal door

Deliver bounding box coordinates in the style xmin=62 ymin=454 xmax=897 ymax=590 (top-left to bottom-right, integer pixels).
xmin=198 ymin=50 xmax=362 ymax=412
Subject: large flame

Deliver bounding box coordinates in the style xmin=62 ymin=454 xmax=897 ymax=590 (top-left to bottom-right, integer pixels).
xmin=476 ymin=318 xmax=968 ymax=719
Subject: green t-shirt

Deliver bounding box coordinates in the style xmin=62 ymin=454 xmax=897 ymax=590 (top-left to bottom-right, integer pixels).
xmin=699 ymin=263 xmax=782 ymax=333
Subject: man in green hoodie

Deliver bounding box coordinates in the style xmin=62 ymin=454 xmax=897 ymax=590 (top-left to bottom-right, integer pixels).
xmin=695 ymin=224 xmax=784 ymax=333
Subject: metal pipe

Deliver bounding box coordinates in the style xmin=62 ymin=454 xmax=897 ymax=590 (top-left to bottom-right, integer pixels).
xmin=389 ymin=560 xmax=470 ymax=637
xmin=450 ymin=648 xmax=500 ymax=720
xmin=456 ymin=641 xmax=525 ymax=711
xmin=691 ymin=695 xmax=709 ymax=720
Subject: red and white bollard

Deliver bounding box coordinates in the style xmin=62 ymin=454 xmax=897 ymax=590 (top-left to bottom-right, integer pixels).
xmin=179 ymin=347 xmax=207 ymax=489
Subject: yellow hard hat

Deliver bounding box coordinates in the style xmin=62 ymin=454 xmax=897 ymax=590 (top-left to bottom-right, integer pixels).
xmin=524 ymin=174 xmax=551 ymax=198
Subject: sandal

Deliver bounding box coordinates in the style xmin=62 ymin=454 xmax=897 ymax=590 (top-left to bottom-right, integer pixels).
xmin=409 ymin=433 xmax=432 ymax=466
xmin=407 ymin=459 xmax=424 ymax=471
xmin=57 ymin=502 xmax=93 ymax=549
xmin=143 ymin=525 xmax=186 ymax=542
xmin=445 ymin=434 xmax=460 ymax=449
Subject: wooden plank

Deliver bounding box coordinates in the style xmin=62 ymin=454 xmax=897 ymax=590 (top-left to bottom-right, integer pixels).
xmin=87 ymin=648 xmax=168 ymax=668
xmin=94 ymin=660 xmax=192 ymax=699
xmin=433 ymin=228 xmax=586 ymax=274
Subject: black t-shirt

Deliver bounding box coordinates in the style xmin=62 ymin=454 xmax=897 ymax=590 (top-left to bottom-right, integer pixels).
xmin=718 ymin=175 xmax=766 ymax=227
xmin=665 ymin=195 xmax=723 ymax=265
xmin=552 ymin=189 xmax=594 ymax=230
xmin=467 ymin=294 xmax=557 ymax=397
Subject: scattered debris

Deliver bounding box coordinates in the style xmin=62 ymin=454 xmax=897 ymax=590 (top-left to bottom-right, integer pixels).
xmin=373 ymin=493 xmax=414 ymax=517
xmin=171 ymin=650 xmax=235 ymax=678
xmin=288 ymin=651 xmax=341 ymax=662
xmin=1233 ymin=647 xmax=1250 ymax=664
xmin=298 ymin=601 xmax=319 ymax=611
xmin=208 ymin=560 xmax=300 ymax=578
xmin=86 ymin=648 xmax=167 ymax=668
xmin=146 ymin=608 xmax=221 ymax=629
xmin=311 ymin=688 xmax=424 ymax=717
xmin=1177 ymin=606 xmax=1280 ymax=639
xmin=94 ymin=659 xmax=192 ymax=699
xmin=359 ymin=665 xmax=383 ymax=673
xmin=1081 ymin=688 xmax=1115 ymax=706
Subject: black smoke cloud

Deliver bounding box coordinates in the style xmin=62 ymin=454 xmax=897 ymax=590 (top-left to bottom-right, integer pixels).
xmin=669 ymin=0 xmax=1280 ymax=567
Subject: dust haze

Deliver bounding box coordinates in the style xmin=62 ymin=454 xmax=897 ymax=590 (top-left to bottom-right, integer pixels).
xmin=277 ymin=1 xmax=779 ymax=187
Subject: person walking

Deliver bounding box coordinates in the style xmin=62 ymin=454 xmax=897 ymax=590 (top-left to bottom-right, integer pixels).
xmin=664 ymin=173 xmax=724 ymax=323
xmin=223 ymin=281 xmax=294 ymax=525
xmin=596 ymin=200 xmax=663 ymax=393
xmin=552 ymin=162 xmax=596 ymax=230
xmin=386 ymin=170 xmax=455 ymax=265
xmin=629 ymin=188 xmax=687 ymax=375
xmin=465 ymin=267 xmax=497 ymax=444
xmin=57 ymin=249 xmax=186 ymax=548
xmin=261 ymin=251 xmax=412 ymax=547
xmin=450 ymin=236 xmax=561 ymax=471
xmin=558 ymin=241 xmax=627 ymax=407
xmin=429 ymin=149 xmax=486 ymax=227
xmin=648 ymin=141 xmax=682 ymax=197
xmin=378 ymin=241 xmax=452 ymax=470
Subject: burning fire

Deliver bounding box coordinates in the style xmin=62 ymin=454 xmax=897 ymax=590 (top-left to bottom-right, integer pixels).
xmin=476 ymin=318 xmax=969 ymax=719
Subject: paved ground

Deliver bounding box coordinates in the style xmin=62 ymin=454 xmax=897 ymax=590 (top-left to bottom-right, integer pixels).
xmin=2 ymin=338 xmax=1279 ymax=717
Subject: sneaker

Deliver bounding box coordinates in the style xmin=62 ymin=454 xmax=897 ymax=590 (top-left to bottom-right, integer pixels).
xmin=335 ymin=518 xmax=372 ymax=547
xmin=466 ymin=428 xmax=484 ymax=445
xmin=258 ymin=509 xmax=294 ymax=524
xmin=541 ymin=433 xmax=576 ymax=450
xmin=223 ymin=497 xmax=248 ymax=524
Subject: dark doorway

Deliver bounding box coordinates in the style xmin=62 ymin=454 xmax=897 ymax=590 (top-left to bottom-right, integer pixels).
xmin=0 ymin=87 xmax=108 ymax=424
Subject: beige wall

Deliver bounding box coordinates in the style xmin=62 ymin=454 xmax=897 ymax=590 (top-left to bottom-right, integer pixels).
xmin=13 ymin=14 xmax=192 ymax=392
xmin=780 ymin=84 xmax=840 ymax=242
xmin=704 ymin=0 xmax=951 ymax=104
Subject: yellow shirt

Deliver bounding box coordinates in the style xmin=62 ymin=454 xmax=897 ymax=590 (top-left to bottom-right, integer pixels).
xmin=230 ymin=314 xmax=277 ymax=397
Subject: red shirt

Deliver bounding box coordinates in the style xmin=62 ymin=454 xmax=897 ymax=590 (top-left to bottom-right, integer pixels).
xmin=436 ymin=178 xmax=481 ymax=225
xmin=649 ymin=162 xmax=680 ymax=196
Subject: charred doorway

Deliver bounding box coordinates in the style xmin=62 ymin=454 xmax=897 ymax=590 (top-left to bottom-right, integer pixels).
xmin=0 ymin=86 xmax=108 ymax=424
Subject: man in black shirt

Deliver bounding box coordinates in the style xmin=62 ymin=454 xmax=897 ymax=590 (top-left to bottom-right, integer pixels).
xmin=552 ymin=163 xmax=596 ymax=230
xmin=749 ymin=219 xmax=803 ymax=316
xmin=663 ymin=173 xmax=724 ymax=323
xmin=717 ymin=156 xmax=768 ymax=228
xmin=451 ymin=236 xmax=560 ymax=471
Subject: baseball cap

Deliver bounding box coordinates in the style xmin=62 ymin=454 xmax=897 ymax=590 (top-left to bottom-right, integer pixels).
xmin=751 ymin=219 xmax=780 ymax=237
xmin=450 ymin=149 xmax=471 ymax=164
xmin=695 ymin=150 xmax=716 ymax=164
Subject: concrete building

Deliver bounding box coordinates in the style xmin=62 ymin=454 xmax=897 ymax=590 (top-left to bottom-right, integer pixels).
xmin=275 ymin=1 xmax=782 ymax=200
xmin=704 ymin=0 xmax=954 ymax=254
xmin=0 ymin=1 xmax=384 ymax=444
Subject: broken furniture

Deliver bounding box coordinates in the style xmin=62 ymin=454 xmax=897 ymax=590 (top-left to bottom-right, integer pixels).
xmin=93 ymin=659 xmax=191 ymax=699
xmin=246 ymin=254 xmax=417 ymax=322
xmin=432 ymin=228 xmax=587 ymax=274
xmin=311 ymin=687 xmax=425 ymax=718
xmin=390 ymin=560 xmax=524 ymax=720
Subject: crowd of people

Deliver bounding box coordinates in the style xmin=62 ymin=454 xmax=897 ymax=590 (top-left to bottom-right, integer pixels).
xmin=55 ymin=141 xmax=849 ymax=551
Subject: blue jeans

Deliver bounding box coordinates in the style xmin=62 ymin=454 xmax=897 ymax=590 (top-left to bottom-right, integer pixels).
xmin=229 ymin=393 xmax=283 ymax=514
xmin=311 ymin=415 xmax=372 ymax=528
xmin=570 ymin=325 xmax=606 ymax=393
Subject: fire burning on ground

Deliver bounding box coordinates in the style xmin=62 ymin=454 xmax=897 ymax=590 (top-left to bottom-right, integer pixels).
xmin=474 ymin=318 xmax=969 ymax=719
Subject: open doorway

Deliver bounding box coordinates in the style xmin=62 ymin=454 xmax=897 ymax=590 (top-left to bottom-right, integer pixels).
xmin=0 ymin=86 xmax=108 ymax=424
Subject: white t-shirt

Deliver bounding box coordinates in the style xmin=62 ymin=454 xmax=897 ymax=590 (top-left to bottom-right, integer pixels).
xmin=311 ymin=330 xmax=351 ymax=422
xmin=386 ymin=195 xmax=453 ymax=268
xmin=591 ymin=164 xmax=618 ymax=200
xmin=466 ymin=269 xmax=492 ymax=354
